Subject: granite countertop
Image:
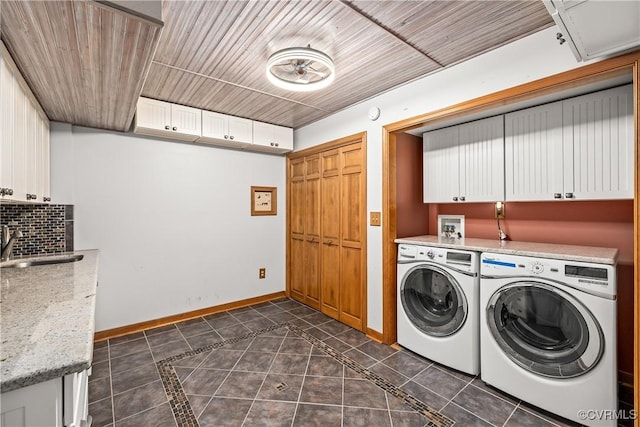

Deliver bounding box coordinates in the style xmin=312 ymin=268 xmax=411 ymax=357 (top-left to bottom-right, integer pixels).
xmin=394 ymin=235 xmax=618 ymax=265
xmin=0 ymin=250 xmax=99 ymax=393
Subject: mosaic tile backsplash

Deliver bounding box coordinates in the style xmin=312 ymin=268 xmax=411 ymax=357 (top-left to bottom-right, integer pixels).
xmin=0 ymin=203 xmax=73 ymax=257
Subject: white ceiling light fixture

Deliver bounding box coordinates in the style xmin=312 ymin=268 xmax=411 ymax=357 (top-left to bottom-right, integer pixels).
xmin=266 ymin=45 xmax=335 ymax=92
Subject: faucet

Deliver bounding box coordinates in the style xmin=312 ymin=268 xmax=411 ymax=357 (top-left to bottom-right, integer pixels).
xmin=1 ymin=225 xmax=23 ymax=261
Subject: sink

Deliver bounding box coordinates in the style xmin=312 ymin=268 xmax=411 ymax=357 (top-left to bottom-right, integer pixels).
xmin=0 ymin=254 xmax=84 ymax=269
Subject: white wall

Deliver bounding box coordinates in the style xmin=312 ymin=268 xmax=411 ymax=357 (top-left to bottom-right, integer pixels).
xmin=51 ymin=124 xmax=286 ymax=331
xmin=294 ymin=27 xmax=597 ymax=333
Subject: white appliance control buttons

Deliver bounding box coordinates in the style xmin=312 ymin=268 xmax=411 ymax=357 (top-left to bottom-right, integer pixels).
xmin=530 ymin=262 xmax=544 ymax=274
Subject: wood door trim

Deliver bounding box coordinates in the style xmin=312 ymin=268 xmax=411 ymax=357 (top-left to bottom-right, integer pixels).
xmin=381 ymin=52 xmax=640 ymax=417
xmin=634 ymin=58 xmax=639 ymax=427
xmin=288 ymin=132 xmax=367 ymax=160
xmin=287 ymin=132 xmax=367 ymax=333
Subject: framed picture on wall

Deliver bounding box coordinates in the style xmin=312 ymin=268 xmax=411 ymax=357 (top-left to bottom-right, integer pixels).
xmin=251 ymin=186 xmax=277 ymax=216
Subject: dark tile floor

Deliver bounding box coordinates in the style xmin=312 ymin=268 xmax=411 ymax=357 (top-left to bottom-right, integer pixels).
xmin=88 ymin=298 xmax=626 ymax=427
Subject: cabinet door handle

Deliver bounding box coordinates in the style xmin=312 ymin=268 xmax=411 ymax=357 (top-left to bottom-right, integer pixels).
xmin=230 ymin=135 xmax=234 ymax=140
xmin=172 ymin=127 xmax=177 ymax=131
xmin=554 ymin=193 xmax=562 ymax=199
xmin=324 ymin=239 xmax=334 ymax=246
xmin=165 ymin=125 xmax=170 ymax=130
xmin=565 ymin=192 xmax=574 ymax=199
xmin=26 ymin=193 xmax=37 ymax=200
xmin=275 ymin=143 xmax=279 ymax=147
xmin=224 ymin=135 xmax=229 ymax=139
xmin=270 ymin=142 xmax=275 ymax=146
xmin=43 ymin=197 xmax=51 ymax=202
xmin=7 ymin=188 xmax=13 ymax=196
xmin=459 ymin=196 xmax=466 ymax=202
xmin=453 ymin=196 xmax=458 ymax=202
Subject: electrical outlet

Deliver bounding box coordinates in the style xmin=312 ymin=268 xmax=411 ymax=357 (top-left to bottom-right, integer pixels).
xmin=259 ymin=268 xmax=266 ymax=279
xmin=370 ymin=212 xmax=381 ymax=226
xmin=495 ymin=202 xmax=505 ymax=219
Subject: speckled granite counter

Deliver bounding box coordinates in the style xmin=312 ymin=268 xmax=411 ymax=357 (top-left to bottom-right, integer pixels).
xmin=0 ymin=250 xmax=98 ymax=393
xmin=394 ymin=235 xmax=617 ymax=265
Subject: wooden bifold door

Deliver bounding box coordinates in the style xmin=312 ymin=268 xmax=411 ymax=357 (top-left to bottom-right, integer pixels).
xmin=287 ymin=133 xmax=366 ymax=331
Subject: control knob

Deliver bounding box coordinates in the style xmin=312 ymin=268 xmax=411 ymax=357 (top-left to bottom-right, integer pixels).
xmin=426 ymin=250 xmax=435 ymax=259
xmin=530 ymin=262 xmax=544 ymax=274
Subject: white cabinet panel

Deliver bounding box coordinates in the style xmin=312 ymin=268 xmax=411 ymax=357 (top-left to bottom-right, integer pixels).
xmin=0 ymin=378 xmax=63 ymax=427
xmin=1 ymin=53 xmax=14 ymax=196
xmin=200 ymin=111 xmax=252 ymax=148
xmin=37 ymin=115 xmax=51 ymax=202
xmin=423 ymin=116 xmax=504 ymax=203
xmin=459 ymin=115 xmax=504 ymax=202
xmin=63 ymin=369 xmax=89 ymax=427
xmin=1 ymin=43 xmax=50 ymax=203
xmin=171 ymin=104 xmax=201 ymax=139
xmin=423 ymin=126 xmax=459 ymax=203
xmin=562 ymin=84 xmax=634 ymax=200
xmin=252 ymin=122 xmax=293 ymax=154
xmin=134 ymin=97 xmax=201 ymax=142
xmin=505 ymin=102 xmax=564 ymax=201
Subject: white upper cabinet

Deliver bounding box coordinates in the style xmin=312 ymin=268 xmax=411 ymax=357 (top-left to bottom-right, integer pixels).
xmin=458 ymin=116 xmax=505 ymax=202
xmin=199 ymin=111 xmax=252 ymax=148
xmin=1 ymin=42 xmax=50 ymax=203
xmin=134 ymin=97 xmax=201 ymax=141
xmin=423 ymin=126 xmax=459 ymax=203
xmin=423 ymin=116 xmax=504 ymax=203
xmin=505 ymin=102 xmax=564 ymax=201
xmin=252 ymin=122 xmax=294 ymax=154
xmin=505 ymin=84 xmax=633 ymax=201
xmin=562 ymin=85 xmax=634 ymax=200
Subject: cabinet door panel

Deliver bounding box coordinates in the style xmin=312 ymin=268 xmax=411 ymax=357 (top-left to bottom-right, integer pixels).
xmin=423 ymin=126 xmax=458 ymax=203
xmin=505 ymin=102 xmax=563 ymax=201
xmin=321 ymin=149 xmax=341 ymax=318
xmin=135 ymin=97 xmax=170 ymax=131
xmin=340 ymin=246 xmax=362 ymax=330
xmin=12 ymin=82 xmax=28 ymax=201
xmin=304 ymin=240 xmax=321 ymax=308
xmin=201 ymin=111 xmax=228 ymax=140
xmin=290 ymin=236 xmax=305 ymax=301
xmin=228 ymin=116 xmax=252 ymax=145
xmin=321 ymin=243 xmax=340 ymax=319
xmin=563 ymin=85 xmax=634 ymax=200
xmin=1 ymin=56 xmax=14 ymax=195
xmin=458 ymin=115 xmax=504 ymax=202
xmin=171 ymin=104 xmax=201 ymax=140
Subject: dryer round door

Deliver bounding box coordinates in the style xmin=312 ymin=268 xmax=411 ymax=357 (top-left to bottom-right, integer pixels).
xmin=487 ymin=282 xmax=604 ymax=379
xmin=400 ymin=264 xmax=468 ymax=337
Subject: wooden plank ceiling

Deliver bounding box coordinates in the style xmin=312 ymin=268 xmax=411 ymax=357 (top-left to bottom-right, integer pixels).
xmin=1 ymin=0 xmax=553 ymax=131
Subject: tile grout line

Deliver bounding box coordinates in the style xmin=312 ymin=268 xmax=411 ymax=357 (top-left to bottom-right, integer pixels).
xmin=290 ymin=331 xmax=316 ymax=427
xmin=239 ymin=328 xmax=288 ymax=426
xmin=501 ymin=402 xmax=521 ymax=427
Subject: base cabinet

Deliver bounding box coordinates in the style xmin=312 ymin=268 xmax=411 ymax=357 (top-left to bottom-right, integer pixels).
xmin=0 ymin=369 xmax=90 ymax=427
xmin=1 ymin=378 xmax=63 ymax=427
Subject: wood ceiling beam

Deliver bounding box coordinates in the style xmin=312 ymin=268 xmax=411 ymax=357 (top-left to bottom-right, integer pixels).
xmin=337 ymin=0 xmax=445 ymax=68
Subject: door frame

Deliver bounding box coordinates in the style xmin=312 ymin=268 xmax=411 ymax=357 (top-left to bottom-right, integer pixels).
xmin=381 ymin=50 xmax=640 ymax=421
xmin=286 ymin=132 xmax=368 ymax=334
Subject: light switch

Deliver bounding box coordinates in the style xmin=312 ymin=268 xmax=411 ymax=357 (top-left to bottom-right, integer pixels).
xmin=370 ymin=212 xmax=381 ymax=226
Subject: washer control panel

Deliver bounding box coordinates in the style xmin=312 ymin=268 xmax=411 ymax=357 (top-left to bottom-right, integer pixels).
xmin=480 ymin=252 xmax=616 ymax=297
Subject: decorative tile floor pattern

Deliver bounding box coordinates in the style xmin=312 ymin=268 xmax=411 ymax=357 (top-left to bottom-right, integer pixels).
xmin=88 ymin=298 xmax=629 ymax=427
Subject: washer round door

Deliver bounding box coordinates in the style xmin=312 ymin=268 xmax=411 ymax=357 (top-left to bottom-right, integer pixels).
xmin=487 ymin=282 xmax=604 ymax=378
xmin=400 ymin=264 xmax=468 ymax=337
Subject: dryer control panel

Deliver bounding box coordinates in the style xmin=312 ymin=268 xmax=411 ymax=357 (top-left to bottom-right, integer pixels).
xmin=397 ymin=244 xmax=479 ymax=273
xmin=481 ymin=252 xmax=616 ymax=298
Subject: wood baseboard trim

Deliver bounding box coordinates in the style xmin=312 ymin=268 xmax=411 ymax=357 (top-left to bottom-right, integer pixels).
xmin=94 ymin=291 xmax=286 ymax=342
xmin=366 ymin=328 xmax=384 ymax=343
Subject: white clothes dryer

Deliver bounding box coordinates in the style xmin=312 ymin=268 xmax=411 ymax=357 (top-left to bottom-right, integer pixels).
xmin=397 ymin=244 xmax=480 ymax=375
xmin=480 ymin=252 xmax=617 ymax=427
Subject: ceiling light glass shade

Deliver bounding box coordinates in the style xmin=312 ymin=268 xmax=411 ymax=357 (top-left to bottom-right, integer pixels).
xmin=266 ymin=46 xmax=335 ymax=92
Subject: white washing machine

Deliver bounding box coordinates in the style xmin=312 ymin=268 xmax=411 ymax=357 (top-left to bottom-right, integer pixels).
xmin=480 ymin=252 xmax=617 ymax=427
xmin=397 ymin=244 xmax=480 ymax=375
